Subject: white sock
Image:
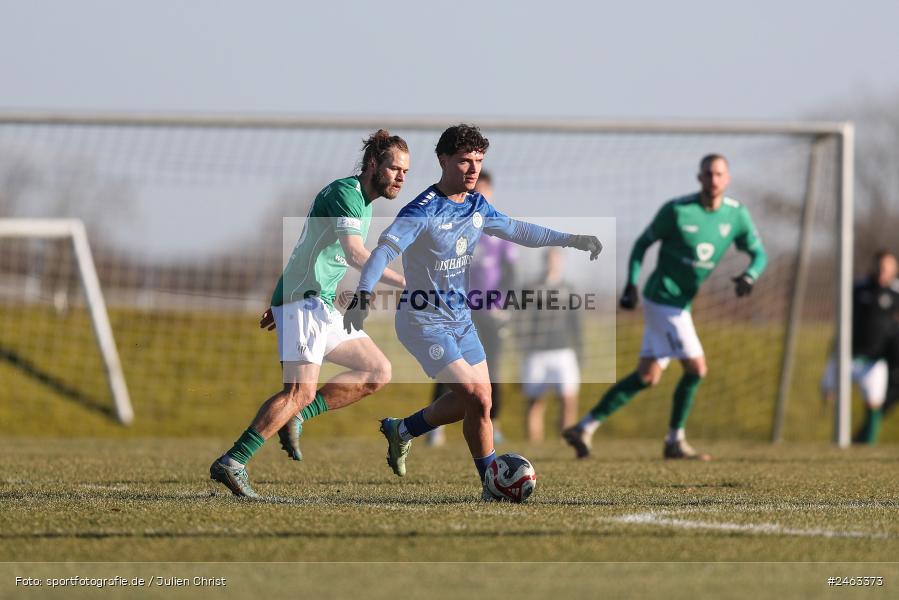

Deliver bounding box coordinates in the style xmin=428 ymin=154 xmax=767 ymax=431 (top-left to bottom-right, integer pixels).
xmin=578 ymin=414 xmax=601 ymax=435
xmin=665 ymin=428 xmax=685 ymax=444
xmin=397 ymin=420 xmax=414 ymax=442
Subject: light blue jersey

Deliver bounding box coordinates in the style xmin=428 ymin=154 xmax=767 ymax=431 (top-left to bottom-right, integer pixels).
xmin=358 ymin=185 xmax=573 ymax=377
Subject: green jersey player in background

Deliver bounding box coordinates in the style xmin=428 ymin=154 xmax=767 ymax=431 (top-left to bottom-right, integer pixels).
xmin=564 ymin=154 xmax=767 ymax=461
xmin=209 ymin=130 xmax=409 ymax=498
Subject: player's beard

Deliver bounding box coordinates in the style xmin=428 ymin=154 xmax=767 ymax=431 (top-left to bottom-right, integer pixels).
xmin=374 ymin=170 xmax=400 ymax=199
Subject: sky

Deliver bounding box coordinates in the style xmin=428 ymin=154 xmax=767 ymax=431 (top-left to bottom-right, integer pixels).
xmin=1 ymin=0 xmax=897 ymax=270
xmin=2 ymin=0 xmax=899 ymax=120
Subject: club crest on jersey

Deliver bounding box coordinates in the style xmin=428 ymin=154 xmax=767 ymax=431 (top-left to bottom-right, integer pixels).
xmin=719 ymin=224 xmax=732 ymax=237
xmin=455 ymin=236 xmax=468 ymax=256
xmin=472 ymin=211 xmax=483 ymax=228
xmin=696 ymin=243 xmax=715 ymax=262
xmin=429 ymin=344 xmax=445 ymax=360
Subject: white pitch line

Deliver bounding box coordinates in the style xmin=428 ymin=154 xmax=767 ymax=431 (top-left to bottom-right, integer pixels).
xmin=610 ymin=512 xmax=892 ymax=540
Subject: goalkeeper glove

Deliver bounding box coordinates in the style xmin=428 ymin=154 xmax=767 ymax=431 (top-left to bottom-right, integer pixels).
xmin=619 ymin=283 xmax=639 ymax=310
xmin=732 ymin=274 xmax=754 ymax=297
xmin=343 ymin=290 xmax=373 ymax=333
xmin=565 ymin=234 xmax=603 ymax=260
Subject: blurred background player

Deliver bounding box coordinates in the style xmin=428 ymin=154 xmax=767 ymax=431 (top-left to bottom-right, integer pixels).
xmin=820 ymin=249 xmax=899 ymax=444
xmin=344 ymin=124 xmax=601 ymax=499
xmin=427 ymin=170 xmax=517 ymax=446
xmin=209 ymin=130 xmax=409 ymax=497
xmin=519 ymin=247 xmax=582 ymax=442
xmin=564 ymin=154 xmax=767 ymax=461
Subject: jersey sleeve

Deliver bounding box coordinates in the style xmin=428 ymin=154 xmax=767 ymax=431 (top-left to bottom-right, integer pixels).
xmin=481 ymin=200 xmax=512 ymax=236
xmin=357 ymin=203 xmax=427 ymax=292
xmin=734 ymin=205 xmax=768 ymax=281
xmin=377 ymin=202 xmax=428 ymax=254
xmin=482 ymin=202 xmax=571 ymax=247
xmin=628 ymin=201 xmax=675 ymax=285
xmin=324 ymin=180 xmax=366 ymax=236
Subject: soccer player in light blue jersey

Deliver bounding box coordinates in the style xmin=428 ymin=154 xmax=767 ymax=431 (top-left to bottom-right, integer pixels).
xmin=343 ymin=124 xmax=602 ymax=499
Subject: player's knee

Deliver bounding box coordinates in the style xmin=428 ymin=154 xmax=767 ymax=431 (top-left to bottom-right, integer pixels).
xmin=283 ymin=383 xmax=312 ymax=411
xmin=365 ymin=359 xmax=392 ymax=394
xmin=465 ymin=384 xmax=492 ymax=417
xmin=687 ymin=364 xmax=708 ymax=378
xmin=376 ymin=358 xmax=392 ymax=385
xmin=638 ymin=370 xmax=662 ymax=387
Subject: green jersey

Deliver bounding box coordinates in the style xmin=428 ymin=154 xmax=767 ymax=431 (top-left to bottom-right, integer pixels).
xmin=271 ymin=176 xmax=372 ymax=307
xmin=628 ymin=192 xmax=767 ymax=310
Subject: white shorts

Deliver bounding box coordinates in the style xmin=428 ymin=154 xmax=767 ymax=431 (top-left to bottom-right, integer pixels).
xmin=639 ymin=298 xmax=704 ymax=369
xmin=820 ymin=356 xmax=888 ymax=408
xmin=272 ymin=296 xmax=368 ymax=365
xmin=521 ymin=348 xmax=581 ymax=397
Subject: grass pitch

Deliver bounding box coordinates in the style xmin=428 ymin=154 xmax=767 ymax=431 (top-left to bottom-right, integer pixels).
xmin=4 ymin=437 xmax=897 ymax=564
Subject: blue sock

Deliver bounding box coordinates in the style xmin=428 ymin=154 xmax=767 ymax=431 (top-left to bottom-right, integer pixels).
xmin=474 ymin=450 xmax=496 ymax=481
xmin=403 ymin=409 xmax=437 ymax=438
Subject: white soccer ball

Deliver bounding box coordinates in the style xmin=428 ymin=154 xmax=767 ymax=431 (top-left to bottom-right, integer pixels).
xmin=483 ymin=453 xmax=537 ymax=503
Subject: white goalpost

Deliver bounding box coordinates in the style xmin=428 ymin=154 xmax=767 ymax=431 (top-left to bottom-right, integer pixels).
xmin=0 ymin=218 xmax=133 ymax=425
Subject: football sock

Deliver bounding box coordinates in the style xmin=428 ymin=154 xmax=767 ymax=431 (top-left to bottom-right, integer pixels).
xmin=474 ymin=450 xmax=497 ymax=480
xmin=589 ymin=372 xmax=650 ymax=420
xmin=669 ymin=373 xmax=703 ymax=430
xmin=863 ymin=407 xmax=883 ymax=444
xmin=402 ymin=409 xmax=436 ymax=439
xmin=577 ymin=413 xmax=601 ymax=435
xmin=225 ymin=427 xmax=265 ymax=465
xmin=298 ymin=390 xmax=328 ymax=422
xmin=665 ymin=427 xmax=686 ymax=444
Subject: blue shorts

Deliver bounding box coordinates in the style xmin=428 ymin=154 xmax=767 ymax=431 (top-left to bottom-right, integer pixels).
xmin=395 ymin=312 xmax=486 ymax=378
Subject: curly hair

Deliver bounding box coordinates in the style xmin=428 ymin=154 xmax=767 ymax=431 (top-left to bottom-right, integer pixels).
xmin=360 ymin=129 xmax=409 ymax=173
xmin=435 ymin=124 xmax=489 ymax=157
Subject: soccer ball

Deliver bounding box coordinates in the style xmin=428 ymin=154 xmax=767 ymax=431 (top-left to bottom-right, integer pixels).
xmin=483 ymin=453 xmax=537 ymax=503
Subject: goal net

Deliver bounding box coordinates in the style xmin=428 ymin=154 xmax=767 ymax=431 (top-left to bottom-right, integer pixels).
xmin=0 ymin=114 xmax=853 ymax=442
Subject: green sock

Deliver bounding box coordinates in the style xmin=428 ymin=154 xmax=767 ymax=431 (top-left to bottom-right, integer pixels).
xmin=669 ymin=373 xmax=703 ymax=429
xmin=863 ymin=407 xmax=883 ymax=444
xmin=226 ymin=427 xmax=265 ymax=465
xmin=299 ymin=391 xmax=328 ymax=422
xmin=590 ymin=372 xmax=650 ymax=420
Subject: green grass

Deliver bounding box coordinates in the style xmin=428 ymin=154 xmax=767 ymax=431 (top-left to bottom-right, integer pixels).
xmin=4 ymin=438 xmax=897 ymax=598
xmin=4 ymin=438 xmax=897 ymax=563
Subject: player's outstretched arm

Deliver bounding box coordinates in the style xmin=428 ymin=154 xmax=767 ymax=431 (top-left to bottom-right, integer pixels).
xmin=485 ymin=215 xmax=602 ymax=260
xmin=563 ymin=234 xmax=602 ymax=260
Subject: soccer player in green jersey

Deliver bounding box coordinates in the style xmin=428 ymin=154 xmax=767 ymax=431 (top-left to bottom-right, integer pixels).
xmin=564 ymin=154 xmax=767 ymax=461
xmin=209 ymin=130 xmax=409 ymax=497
